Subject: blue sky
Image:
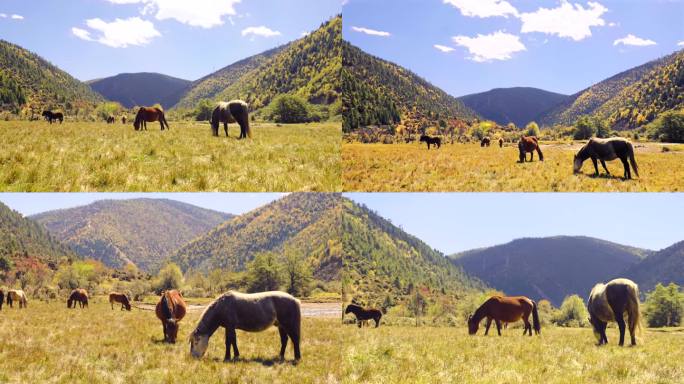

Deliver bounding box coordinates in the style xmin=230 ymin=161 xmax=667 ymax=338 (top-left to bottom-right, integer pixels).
xmin=343 ymin=0 xmax=684 ymax=96
xmin=0 ymin=0 xmax=340 ymax=81
xmin=346 ymin=193 xmax=684 ymax=254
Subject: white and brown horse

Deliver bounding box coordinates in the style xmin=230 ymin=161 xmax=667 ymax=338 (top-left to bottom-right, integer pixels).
xmin=588 ymin=278 xmax=641 ymax=346
xmin=7 ymin=289 xmax=27 ymax=308
xmin=67 ymin=288 xmax=89 ymax=309
xmin=573 ymin=137 xmax=639 ymax=179
xmin=210 ymin=100 xmax=251 ymax=139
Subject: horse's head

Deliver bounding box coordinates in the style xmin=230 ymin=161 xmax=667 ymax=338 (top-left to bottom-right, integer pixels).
xmin=344 ymin=305 xmax=353 ymax=314
xmin=67 ymin=298 xmax=72 ymax=308
xmin=189 ymin=331 xmax=210 ymax=359
xmin=573 ymin=154 xmax=583 ymax=174
xmin=467 ymin=315 xmax=479 ymax=335
xmin=165 ymin=318 xmax=179 ymax=343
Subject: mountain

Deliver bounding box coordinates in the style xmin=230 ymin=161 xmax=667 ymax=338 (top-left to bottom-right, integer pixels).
xmin=0 ymin=39 xmax=103 ymax=114
xmin=88 ymin=73 xmax=191 ymax=109
xmin=342 ymin=42 xmax=477 ymax=132
xmin=171 ymin=193 xmax=343 ymax=282
xmin=31 ymin=199 xmax=233 ymax=272
xmin=450 ymin=236 xmax=651 ymax=306
xmin=459 ymin=87 xmax=569 ymax=127
xmin=625 ymin=241 xmax=684 ymax=293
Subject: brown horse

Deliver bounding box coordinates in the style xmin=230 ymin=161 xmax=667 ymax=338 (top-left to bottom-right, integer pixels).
xmin=481 ymin=137 xmax=491 ymax=147
xmin=134 ymin=107 xmax=169 ymax=131
xmin=588 ymin=278 xmax=641 ymax=346
xmin=468 ymin=296 xmax=540 ymax=336
xmin=518 ymin=136 xmax=544 ymax=162
xmin=499 ymin=138 xmax=504 ymax=148
xmin=42 ymin=110 xmax=64 ymax=124
xmin=67 ymin=288 xmax=89 ymax=309
xmin=155 ymin=290 xmax=187 ymax=343
xmin=573 ymin=137 xmax=639 ymax=179
xmin=109 ymin=292 xmax=131 ymax=311
xmin=210 ymin=100 xmax=251 ymax=139
xmin=121 ymin=115 xmax=127 ymax=125
xmin=6 ymin=289 xmax=27 ymax=308
xmin=344 ymin=304 xmax=382 ymax=328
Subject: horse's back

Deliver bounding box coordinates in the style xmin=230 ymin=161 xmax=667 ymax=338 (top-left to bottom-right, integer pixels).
xmin=224 ymin=291 xmax=300 ymax=329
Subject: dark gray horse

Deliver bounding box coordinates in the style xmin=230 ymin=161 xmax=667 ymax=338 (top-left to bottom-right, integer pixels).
xmin=573 ymin=138 xmax=639 ymax=179
xmin=210 ymin=100 xmax=251 ymax=139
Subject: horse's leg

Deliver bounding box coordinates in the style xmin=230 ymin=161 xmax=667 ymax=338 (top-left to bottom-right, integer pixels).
xmin=629 ymin=314 xmax=637 ymax=346
xmin=600 ymin=159 xmax=611 ymax=176
xmin=495 ymin=320 xmax=502 ymax=336
xmin=230 ymin=327 xmax=240 ymax=360
xmin=484 ymin=317 xmax=492 ymax=335
xmin=615 ymin=313 xmax=626 ymax=346
xmin=530 ymin=151 xmax=534 ymax=161
xmin=287 ymin=327 xmax=301 ymax=361
xmin=620 ymin=156 xmax=631 ymax=179
xmin=278 ymin=326 xmax=288 ymax=360
xmin=374 ymin=316 xmax=380 ymax=328
xmin=224 ymin=123 xmax=228 ymax=137
xmin=224 ymin=328 xmax=233 ymax=361
xmin=591 ymin=157 xmax=599 ymax=175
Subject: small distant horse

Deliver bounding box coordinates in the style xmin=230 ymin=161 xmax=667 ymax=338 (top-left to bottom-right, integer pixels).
xmin=481 ymin=137 xmax=491 ymax=147
xmin=106 ymin=115 xmax=116 ymax=124
xmin=419 ymin=135 xmax=441 ymax=150
xmin=109 ymin=292 xmax=131 ymax=311
xmin=499 ymin=138 xmax=504 ymax=148
xmin=588 ymin=278 xmax=641 ymax=346
xmin=67 ymin=288 xmax=89 ymax=309
xmin=344 ymin=304 xmax=382 ymax=328
xmin=573 ymin=138 xmax=639 ymax=179
xmin=518 ymin=136 xmax=544 ymax=162
xmin=134 ymin=107 xmax=169 ymax=131
xmin=121 ymin=115 xmax=127 ymax=125
xmin=210 ymin=100 xmax=251 ymax=139
xmin=155 ymin=290 xmax=187 ymax=343
xmin=7 ymin=289 xmax=27 ymax=308
xmin=189 ymin=291 xmax=301 ymax=362
xmin=42 ymin=111 xmax=64 ymax=124
xmin=468 ymin=296 xmax=540 ymax=336
xmin=0 ymin=289 xmax=4 ymax=310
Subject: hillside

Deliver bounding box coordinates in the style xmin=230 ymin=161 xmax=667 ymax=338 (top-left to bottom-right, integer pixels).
xmin=450 ymin=236 xmax=650 ymax=306
xmin=342 ymin=42 xmax=477 ymax=132
xmin=171 ymin=193 xmax=343 ymax=282
xmin=459 ymin=87 xmax=568 ymax=128
xmin=625 ymin=241 xmax=684 ymax=293
xmin=0 ymin=39 xmax=103 ymax=114
xmin=31 ymin=199 xmax=233 ymax=272
xmin=88 ymin=73 xmax=191 ymax=109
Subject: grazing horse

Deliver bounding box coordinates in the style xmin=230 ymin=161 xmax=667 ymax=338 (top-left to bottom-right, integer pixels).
xmin=189 ymin=291 xmax=301 ymax=362
xmin=134 ymin=107 xmax=169 ymax=131
xmin=499 ymin=138 xmax=504 ymax=148
xmin=573 ymin=138 xmax=639 ymax=179
xmin=42 ymin=111 xmax=64 ymax=124
xmin=518 ymin=136 xmax=544 ymax=162
xmin=588 ymin=278 xmax=641 ymax=346
xmin=109 ymin=292 xmax=131 ymax=311
xmin=121 ymin=115 xmax=127 ymax=125
xmin=210 ymin=100 xmax=251 ymax=139
xmin=0 ymin=289 xmax=4 ymax=310
xmin=419 ymin=135 xmax=441 ymax=150
xmin=481 ymin=137 xmax=491 ymax=147
xmin=155 ymin=290 xmax=187 ymax=343
xmin=7 ymin=290 xmax=28 ymax=308
xmin=67 ymin=288 xmax=89 ymax=309
xmin=344 ymin=304 xmax=382 ymax=328
xmin=106 ymin=115 xmax=116 ymax=124
xmin=468 ymin=296 xmax=540 ymax=336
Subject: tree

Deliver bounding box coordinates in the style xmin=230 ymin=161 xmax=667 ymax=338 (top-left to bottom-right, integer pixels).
xmin=574 ymin=116 xmax=596 ymax=140
xmin=245 ymin=252 xmax=283 ymax=293
xmin=647 ymin=110 xmax=684 ymax=143
xmin=553 ymin=295 xmax=589 ymax=327
xmin=267 ymin=95 xmax=311 ymax=123
xmin=194 ymin=99 xmax=215 ymax=121
xmin=282 ymin=247 xmax=312 ymax=297
xmin=525 ymin=121 xmax=540 ymax=137
xmin=153 ymin=263 xmax=183 ymax=293
xmin=644 ymin=283 xmax=684 ymax=327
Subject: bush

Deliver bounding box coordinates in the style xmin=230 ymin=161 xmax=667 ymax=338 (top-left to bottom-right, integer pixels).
xmin=152 ymin=263 xmax=183 ymax=293
xmin=266 ymin=95 xmax=313 ymax=123
xmin=245 ymin=252 xmax=283 ymax=293
xmin=644 ymin=283 xmax=684 ymax=327
xmin=553 ymin=295 xmax=589 ymax=327
xmin=194 ymin=99 xmax=215 ymax=121
xmin=574 ymin=116 xmax=597 ymax=140
xmin=647 ymin=110 xmax=684 ymax=143
xmin=525 ymin=121 xmax=540 ymax=137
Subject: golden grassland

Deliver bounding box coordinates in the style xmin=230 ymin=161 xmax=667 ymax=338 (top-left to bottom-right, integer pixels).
xmin=0 ymin=298 xmax=343 ymax=384
xmin=342 ymin=141 xmax=684 ymax=192
xmin=0 ymin=121 xmax=341 ymax=192
xmin=340 ymin=323 xmax=684 ymax=384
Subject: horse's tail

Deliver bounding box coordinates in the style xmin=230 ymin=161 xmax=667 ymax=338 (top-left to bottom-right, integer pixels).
xmin=161 ymin=292 xmax=173 ymax=321
xmin=627 ymin=283 xmax=642 ymax=338
xmin=230 ymin=102 xmax=251 ymax=138
xmin=532 ymin=300 xmax=541 ymax=335
xmin=536 ymin=143 xmax=544 ymax=162
xmin=628 ymin=142 xmax=639 ymax=177
xmin=159 ymin=109 xmax=170 ymax=130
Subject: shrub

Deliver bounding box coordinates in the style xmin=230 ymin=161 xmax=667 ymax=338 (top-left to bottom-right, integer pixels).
xmin=647 ymin=110 xmax=684 ymax=143
xmin=266 ymin=95 xmax=312 ymax=123
xmin=553 ymin=295 xmax=589 ymax=327
xmin=525 ymin=121 xmax=540 ymax=137
xmin=194 ymin=99 xmax=215 ymax=121
xmin=644 ymin=283 xmax=684 ymax=327
xmin=152 ymin=263 xmax=183 ymax=293
xmin=574 ymin=116 xmax=597 ymax=140
xmin=245 ymin=252 xmax=283 ymax=292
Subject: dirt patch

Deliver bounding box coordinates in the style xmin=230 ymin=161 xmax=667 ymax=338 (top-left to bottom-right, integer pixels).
xmin=133 ymin=301 xmax=342 ymax=318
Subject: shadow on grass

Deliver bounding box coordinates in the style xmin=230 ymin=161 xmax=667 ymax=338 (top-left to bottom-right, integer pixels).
xmin=209 ymin=356 xmax=299 ymax=367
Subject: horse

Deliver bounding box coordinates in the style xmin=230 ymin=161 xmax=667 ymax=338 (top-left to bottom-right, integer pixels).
xmin=0 ymin=289 xmax=4 ymax=310
xmin=419 ymin=135 xmax=441 ymax=150
xmin=109 ymin=292 xmax=132 ymax=311
xmin=587 ymin=278 xmax=642 ymax=346
xmin=499 ymin=138 xmax=504 ymax=148
xmin=481 ymin=137 xmax=491 ymax=147
xmin=468 ymin=296 xmax=540 ymax=336
xmin=189 ymin=291 xmax=301 ymax=362
xmin=155 ymin=290 xmax=187 ymax=343
xmin=210 ymin=100 xmax=251 ymax=139
xmin=573 ymin=138 xmax=639 ymax=179
xmin=42 ymin=110 xmax=64 ymax=124
xmin=134 ymin=107 xmax=169 ymax=131
xmin=344 ymin=304 xmax=382 ymax=328
xmin=67 ymin=288 xmax=89 ymax=309
xmin=106 ymin=115 xmax=116 ymax=124
xmin=7 ymin=289 xmax=27 ymax=308
xmin=518 ymin=136 xmax=544 ymax=162
xmin=121 ymin=115 xmax=127 ymax=125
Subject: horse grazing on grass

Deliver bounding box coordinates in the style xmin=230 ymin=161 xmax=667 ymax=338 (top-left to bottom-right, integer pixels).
xmin=155 ymin=290 xmax=186 ymax=343
xmin=7 ymin=290 xmax=27 ymax=308
xmin=481 ymin=137 xmax=491 ymax=147
xmin=499 ymin=138 xmax=504 ymax=148
xmin=106 ymin=115 xmax=116 ymax=124
xmin=189 ymin=291 xmax=302 ymax=362
xmin=42 ymin=111 xmax=64 ymax=124
xmin=573 ymin=138 xmax=639 ymax=179
xmin=345 ymin=304 xmax=382 ymax=328
xmin=468 ymin=296 xmax=540 ymax=336
xmin=121 ymin=115 xmax=127 ymax=125
xmin=419 ymin=135 xmax=441 ymax=150
xmin=109 ymin=292 xmax=131 ymax=311
xmin=518 ymin=136 xmax=544 ymax=162
xmin=588 ymin=278 xmax=642 ymax=346
xmin=134 ymin=107 xmax=169 ymax=131
xmin=67 ymin=288 xmax=89 ymax=309
xmin=210 ymin=100 xmax=251 ymax=139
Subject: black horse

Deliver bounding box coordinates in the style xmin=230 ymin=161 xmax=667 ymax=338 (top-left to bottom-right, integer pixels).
xmin=345 ymin=304 xmax=382 ymax=328
xmin=481 ymin=137 xmax=491 ymax=147
xmin=419 ymin=135 xmax=441 ymax=149
xmin=211 ymin=100 xmax=251 ymax=139
xmin=42 ymin=111 xmax=64 ymax=124
xmin=573 ymin=138 xmax=639 ymax=179
xmin=0 ymin=289 xmax=4 ymax=311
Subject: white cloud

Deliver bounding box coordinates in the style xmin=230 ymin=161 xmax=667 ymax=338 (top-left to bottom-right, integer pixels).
xmin=106 ymin=0 xmax=241 ymax=28
xmin=301 ymin=31 xmax=310 ymax=37
xmin=241 ymin=26 xmax=281 ymax=38
xmin=0 ymin=14 xmax=6 ymax=18
xmin=452 ymin=31 xmax=526 ymax=62
xmin=520 ymin=1 xmax=607 ymax=41
xmin=434 ymin=44 xmax=455 ymax=53
xmin=351 ymin=26 xmax=391 ymax=37
xmin=72 ymin=17 xmax=161 ymax=48
xmin=678 ymin=41 xmax=684 ymax=47
xmin=10 ymin=14 xmax=23 ymax=20
xmin=443 ymin=0 xmax=518 ymax=18
xmin=614 ymin=34 xmax=656 ymax=47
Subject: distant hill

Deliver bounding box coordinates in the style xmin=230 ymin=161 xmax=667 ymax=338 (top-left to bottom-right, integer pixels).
xmin=342 ymin=42 xmax=477 ymax=132
xmin=450 ymin=236 xmax=650 ymax=306
xmin=31 ymin=199 xmax=233 ymax=272
xmin=0 ymin=39 xmax=103 ymax=113
xmin=171 ymin=193 xmax=343 ymax=282
xmin=625 ymin=241 xmax=684 ymax=293
xmin=88 ymin=73 xmax=191 ymax=109
xmin=459 ymin=87 xmax=568 ymax=127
